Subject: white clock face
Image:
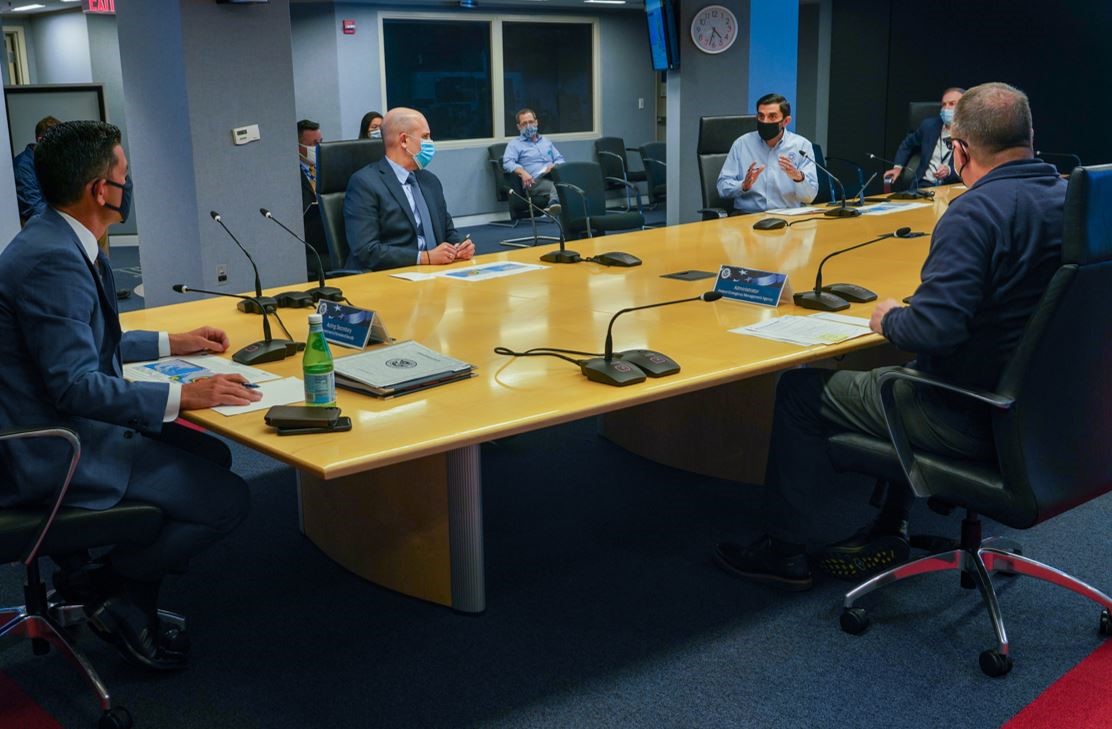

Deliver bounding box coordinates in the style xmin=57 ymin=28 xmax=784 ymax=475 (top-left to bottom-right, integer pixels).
xmin=691 ymin=5 xmax=738 ymax=55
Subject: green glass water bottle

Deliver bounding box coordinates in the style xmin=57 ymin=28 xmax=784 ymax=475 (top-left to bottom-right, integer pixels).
xmin=303 ymin=313 xmax=335 ymax=407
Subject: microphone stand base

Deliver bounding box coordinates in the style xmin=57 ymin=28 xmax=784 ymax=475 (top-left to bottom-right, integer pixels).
xmin=539 ymin=248 xmax=581 ymax=264
xmin=233 ymin=339 xmax=298 ymax=366
xmin=237 ymin=296 xmax=278 ymax=315
xmin=793 ymin=290 xmax=850 ymax=312
xmin=822 ymin=283 xmax=877 ymax=303
xmin=307 ymin=285 xmax=344 ymax=302
xmin=618 ymin=349 xmax=679 ymax=377
xmin=580 ymin=357 xmax=646 ymax=386
xmin=276 ymin=290 xmax=316 ymax=308
xmin=824 ymin=206 xmax=862 ymax=218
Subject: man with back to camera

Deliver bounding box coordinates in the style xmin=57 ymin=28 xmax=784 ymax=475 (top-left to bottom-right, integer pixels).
xmin=343 ymin=107 xmax=475 ymax=271
xmin=0 ymin=120 xmax=263 ymax=669
xmin=298 ymin=118 xmax=322 ymax=212
xmin=713 ymin=83 xmax=1067 ymax=590
xmin=13 ymin=115 xmax=61 ymax=225
xmin=885 ymin=87 xmax=965 ymax=188
xmin=716 ymin=93 xmax=820 ymax=214
xmin=502 ymin=107 xmax=565 ymax=210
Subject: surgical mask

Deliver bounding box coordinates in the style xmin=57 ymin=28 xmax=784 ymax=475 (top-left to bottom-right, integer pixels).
xmin=299 ymin=144 xmax=317 ymax=166
xmin=369 ymin=129 xmax=382 ymax=139
xmin=757 ymin=120 xmax=783 ymax=141
xmin=521 ymin=124 xmax=538 ymax=138
xmin=103 ymin=176 xmax=133 ymax=224
xmin=940 ymin=108 xmax=955 ymax=126
xmin=412 ymin=138 xmax=436 ymax=169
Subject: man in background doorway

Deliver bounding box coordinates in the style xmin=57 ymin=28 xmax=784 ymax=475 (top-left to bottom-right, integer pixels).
xmin=13 ymin=115 xmax=61 ymax=225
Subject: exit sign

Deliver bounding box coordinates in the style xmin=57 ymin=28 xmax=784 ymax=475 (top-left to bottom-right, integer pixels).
xmin=86 ymin=0 xmax=116 ymax=13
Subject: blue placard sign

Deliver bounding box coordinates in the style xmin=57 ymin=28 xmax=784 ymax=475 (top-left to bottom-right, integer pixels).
xmin=714 ymin=265 xmax=791 ymax=307
xmin=315 ymin=301 xmax=389 ymax=350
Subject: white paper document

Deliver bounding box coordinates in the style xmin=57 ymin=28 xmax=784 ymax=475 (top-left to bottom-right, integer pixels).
xmin=860 ymin=201 xmax=932 ymax=216
xmin=123 ymin=354 xmax=282 ymax=385
xmin=389 ymin=271 xmax=439 ymax=282
xmin=436 ymin=261 xmax=547 ymax=282
xmin=731 ymin=313 xmax=873 ymax=346
xmin=212 ymin=377 xmax=305 ymax=416
xmin=765 ymin=206 xmax=825 ymax=216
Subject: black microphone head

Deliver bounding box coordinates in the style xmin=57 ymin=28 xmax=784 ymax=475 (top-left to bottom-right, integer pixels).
xmin=260 ymin=208 xmax=271 ymax=218
xmin=701 ymin=291 xmax=723 ymax=302
xmin=209 ymin=211 xmax=220 ymax=221
xmin=895 ymin=226 xmax=912 ymax=238
xmin=172 ymin=284 xmax=187 ymax=293
xmin=868 ymin=153 xmax=878 ymax=160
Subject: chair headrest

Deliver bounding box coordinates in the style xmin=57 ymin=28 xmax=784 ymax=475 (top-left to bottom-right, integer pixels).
xmin=1062 ymin=164 xmax=1112 ymax=265
xmin=907 ymin=101 xmax=938 ymax=131
xmin=697 ymin=115 xmax=756 ymax=155
xmin=317 ymin=139 xmax=384 ymax=195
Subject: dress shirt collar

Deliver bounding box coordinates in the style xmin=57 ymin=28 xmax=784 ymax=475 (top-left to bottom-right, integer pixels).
xmin=386 ymin=155 xmax=417 ymax=185
xmin=56 ymin=209 xmax=100 ymax=264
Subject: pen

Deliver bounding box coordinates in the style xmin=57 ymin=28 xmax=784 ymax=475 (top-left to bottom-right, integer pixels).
xmin=244 ymin=383 xmax=260 ymax=389
xmin=455 ymin=233 xmax=471 ymax=249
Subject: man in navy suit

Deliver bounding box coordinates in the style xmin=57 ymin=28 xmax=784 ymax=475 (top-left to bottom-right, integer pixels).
xmin=885 ymin=87 xmax=965 ymax=188
xmin=0 ymin=121 xmax=262 ymax=670
xmin=343 ymin=107 xmax=475 ymax=271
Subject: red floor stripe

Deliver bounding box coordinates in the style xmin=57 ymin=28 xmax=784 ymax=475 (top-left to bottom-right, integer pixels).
xmin=1003 ymin=640 xmax=1112 ymax=729
xmin=0 ymin=672 xmax=64 ymax=729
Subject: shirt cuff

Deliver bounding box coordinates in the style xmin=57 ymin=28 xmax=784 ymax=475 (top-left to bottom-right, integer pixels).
xmin=163 ymin=383 xmax=182 ymax=423
xmin=158 ymin=332 xmax=171 ymax=358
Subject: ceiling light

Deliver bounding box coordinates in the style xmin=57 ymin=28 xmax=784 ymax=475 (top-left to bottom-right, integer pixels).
xmin=585 ymin=0 xmax=628 ymax=4
xmin=11 ymin=3 xmax=47 ymax=11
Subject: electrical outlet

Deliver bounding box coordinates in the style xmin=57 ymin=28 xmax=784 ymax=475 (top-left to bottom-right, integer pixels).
xmin=217 ymin=264 xmax=228 ymax=284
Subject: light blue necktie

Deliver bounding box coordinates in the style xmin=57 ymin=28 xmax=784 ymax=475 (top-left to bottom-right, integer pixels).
xmin=406 ymin=173 xmax=434 ymax=251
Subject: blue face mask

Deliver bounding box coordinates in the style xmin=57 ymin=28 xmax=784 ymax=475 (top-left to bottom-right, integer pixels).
xmin=940 ymin=108 xmax=955 ymax=126
xmin=104 ymin=176 xmax=133 ymax=224
xmin=521 ymin=124 xmax=538 ymax=138
xmin=412 ymin=138 xmax=436 ymax=169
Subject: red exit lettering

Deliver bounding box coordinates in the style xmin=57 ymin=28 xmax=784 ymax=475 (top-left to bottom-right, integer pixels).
xmin=86 ymin=0 xmax=116 ymax=14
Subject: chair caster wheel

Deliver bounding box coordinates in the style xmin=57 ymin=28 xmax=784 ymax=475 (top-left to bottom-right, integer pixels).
xmin=1100 ymin=609 xmax=1112 ymax=637
xmin=979 ymin=649 xmax=1013 ymax=677
xmin=840 ymin=607 xmax=869 ymax=635
xmin=99 ymin=706 xmax=132 ymax=729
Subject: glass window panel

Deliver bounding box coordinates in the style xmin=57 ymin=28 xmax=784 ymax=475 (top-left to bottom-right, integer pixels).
xmin=503 ymin=22 xmax=593 ymax=135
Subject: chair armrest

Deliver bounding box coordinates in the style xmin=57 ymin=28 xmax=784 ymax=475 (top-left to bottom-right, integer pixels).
xmin=697 ymin=207 xmax=729 ymax=220
xmin=604 ymin=178 xmax=640 ymax=192
xmin=597 ymin=150 xmax=628 ymax=177
xmin=555 ymin=182 xmax=590 ymax=226
xmin=643 ymin=157 xmax=667 ymax=170
xmin=874 ymin=367 xmax=1013 ymax=499
xmin=0 ymin=426 xmax=81 ymax=564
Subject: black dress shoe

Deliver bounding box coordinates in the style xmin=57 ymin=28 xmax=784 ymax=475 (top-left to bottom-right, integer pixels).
xmin=714 ymin=536 xmax=813 ymax=591
xmin=87 ymin=597 xmax=188 ymax=671
xmin=817 ymin=526 xmax=910 ymax=581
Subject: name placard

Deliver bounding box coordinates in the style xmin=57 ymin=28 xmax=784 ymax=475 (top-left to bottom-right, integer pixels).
xmin=714 ymin=265 xmax=792 ymax=307
xmin=316 ymin=301 xmax=389 ymax=350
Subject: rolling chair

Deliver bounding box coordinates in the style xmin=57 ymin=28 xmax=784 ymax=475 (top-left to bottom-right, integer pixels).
xmin=487 ymin=142 xmax=560 ymax=248
xmin=827 ymin=164 xmax=1112 ymax=677
xmin=639 ymin=141 xmax=667 ymax=208
xmin=892 ymin=100 xmax=946 ymax=191
xmin=1037 ymin=151 xmax=1083 ymax=176
xmin=595 ymin=136 xmax=647 ymax=212
xmin=315 ymin=138 xmax=386 ymax=271
xmin=0 ymin=426 xmax=166 ymax=728
xmin=696 ymin=114 xmax=756 ymax=220
xmin=549 ymin=162 xmax=644 ymax=239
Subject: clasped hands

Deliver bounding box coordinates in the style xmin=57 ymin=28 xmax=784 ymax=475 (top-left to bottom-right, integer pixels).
xmin=425 ymin=240 xmax=475 ymax=265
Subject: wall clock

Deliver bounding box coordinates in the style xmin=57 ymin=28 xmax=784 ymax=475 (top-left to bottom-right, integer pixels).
xmin=691 ymin=5 xmax=738 ymax=55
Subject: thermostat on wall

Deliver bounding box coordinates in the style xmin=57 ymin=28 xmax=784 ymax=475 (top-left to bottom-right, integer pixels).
xmin=232 ymin=124 xmax=261 ymax=145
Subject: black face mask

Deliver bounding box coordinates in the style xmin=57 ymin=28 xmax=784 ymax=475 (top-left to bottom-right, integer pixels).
xmin=103 ymin=176 xmax=133 ymax=225
xmin=757 ymin=120 xmax=783 ymax=141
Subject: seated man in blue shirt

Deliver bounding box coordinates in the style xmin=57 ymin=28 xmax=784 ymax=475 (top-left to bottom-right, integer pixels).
xmin=716 ymin=93 xmax=819 ymax=214
xmin=884 ymin=87 xmax=965 ymax=189
xmin=714 ymin=83 xmax=1067 ymax=591
xmin=502 ymin=108 xmax=565 ymax=209
xmin=13 ymin=115 xmax=60 ymax=225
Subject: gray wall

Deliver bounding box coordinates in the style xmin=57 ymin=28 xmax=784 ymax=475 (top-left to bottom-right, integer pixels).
xmin=290 ymin=2 xmax=342 ymax=140
xmin=29 ymin=9 xmax=91 ymax=84
xmin=86 ymin=13 xmax=135 ymax=235
xmin=0 ymin=94 xmax=20 ymax=250
xmin=117 ymin=0 xmax=305 ymax=308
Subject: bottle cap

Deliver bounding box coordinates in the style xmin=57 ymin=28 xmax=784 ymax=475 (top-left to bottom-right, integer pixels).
xmin=308 ymin=313 xmax=323 ymax=325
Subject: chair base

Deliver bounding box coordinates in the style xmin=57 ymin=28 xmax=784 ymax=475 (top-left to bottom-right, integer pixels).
xmin=841 ymin=540 xmax=1112 ymax=676
xmin=499 ymin=234 xmax=561 ymax=249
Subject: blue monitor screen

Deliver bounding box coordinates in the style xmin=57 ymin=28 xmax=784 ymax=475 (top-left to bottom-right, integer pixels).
xmin=646 ymin=0 xmax=679 ymax=71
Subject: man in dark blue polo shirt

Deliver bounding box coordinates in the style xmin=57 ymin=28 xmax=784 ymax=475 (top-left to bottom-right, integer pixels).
xmin=714 ymin=82 xmax=1067 ymax=591
xmin=13 ymin=115 xmax=60 ymax=224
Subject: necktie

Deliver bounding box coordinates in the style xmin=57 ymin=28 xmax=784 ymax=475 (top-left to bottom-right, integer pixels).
xmin=406 ymin=172 xmax=434 ymax=251
xmin=95 ymin=252 xmax=123 ymax=376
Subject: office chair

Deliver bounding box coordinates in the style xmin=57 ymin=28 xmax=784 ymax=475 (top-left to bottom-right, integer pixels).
xmin=696 ymin=115 xmax=756 ymax=220
xmin=810 ymin=142 xmax=834 ymax=205
xmin=892 ymin=101 xmax=944 ymax=191
xmin=487 ymin=142 xmax=560 ymax=248
xmin=316 ymin=138 xmax=386 ymax=271
xmin=1037 ymin=151 xmax=1083 ymax=176
xmin=639 ymin=141 xmax=668 ymax=207
xmin=549 ymin=162 xmax=644 ymax=239
xmin=0 ymin=426 xmax=166 ymax=728
xmin=827 ymin=164 xmax=1112 ymax=677
xmin=595 ymin=136 xmax=647 ymax=211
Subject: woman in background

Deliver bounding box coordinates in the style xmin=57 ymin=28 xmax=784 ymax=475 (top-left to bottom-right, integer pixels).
xmin=358 ymin=111 xmax=384 ymax=139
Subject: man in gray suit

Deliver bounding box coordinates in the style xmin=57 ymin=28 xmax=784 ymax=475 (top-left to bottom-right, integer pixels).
xmin=343 ymin=107 xmax=475 ymax=271
xmin=0 ymin=121 xmax=262 ymax=670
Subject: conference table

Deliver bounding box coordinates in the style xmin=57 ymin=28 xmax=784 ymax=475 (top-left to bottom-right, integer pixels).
xmin=119 ymin=187 xmax=961 ymax=613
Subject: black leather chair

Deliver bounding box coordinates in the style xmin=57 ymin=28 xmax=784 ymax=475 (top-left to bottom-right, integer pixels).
xmin=0 ymin=426 xmax=165 ymax=728
xmin=639 ymin=141 xmax=667 ymax=207
xmin=827 ymin=164 xmax=1112 ymax=677
xmin=316 ymin=138 xmax=386 ymax=270
xmin=549 ymin=162 xmax=644 ymax=239
xmin=487 ymin=142 xmax=559 ymax=248
xmin=696 ymin=115 xmax=756 ymax=220
xmin=1037 ymin=151 xmax=1083 ymax=176
xmin=893 ymin=101 xmax=943 ymax=191
xmin=810 ymin=142 xmax=834 ymax=205
xmin=595 ymin=136 xmax=647 ymax=211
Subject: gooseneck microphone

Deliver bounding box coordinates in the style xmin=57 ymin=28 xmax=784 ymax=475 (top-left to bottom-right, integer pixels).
xmin=172 ymin=284 xmax=298 ymax=365
xmin=508 ymin=188 xmax=579 ymax=263
xmin=868 ymin=152 xmax=933 ymax=200
xmin=799 ymin=150 xmax=860 ymax=218
xmin=581 ymin=291 xmax=723 ymax=386
xmin=793 ymin=227 xmax=921 ymax=312
xmin=209 ymin=211 xmax=277 ymax=314
xmin=259 ymin=208 xmax=344 ymax=303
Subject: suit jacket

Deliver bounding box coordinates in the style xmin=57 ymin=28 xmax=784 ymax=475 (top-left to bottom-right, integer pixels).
xmin=894 ymin=116 xmax=961 ymax=186
xmin=13 ymin=144 xmax=45 ymax=223
xmin=343 ymin=158 xmax=462 ymax=271
xmin=0 ymin=209 xmax=168 ymax=509
xmin=301 ymin=168 xmax=316 ymax=213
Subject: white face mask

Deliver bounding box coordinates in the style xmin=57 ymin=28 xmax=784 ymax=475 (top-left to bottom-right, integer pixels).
xmin=369 ymin=129 xmax=382 ymax=139
xmin=299 ymin=144 xmax=317 ymax=166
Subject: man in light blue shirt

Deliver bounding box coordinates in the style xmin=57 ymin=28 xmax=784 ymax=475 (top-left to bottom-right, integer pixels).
xmin=502 ymin=107 xmax=565 ymax=209
xmin=717 ymin=93 xmax=819 ymax=214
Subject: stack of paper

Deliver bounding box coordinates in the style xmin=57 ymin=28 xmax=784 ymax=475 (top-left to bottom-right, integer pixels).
xmin=731 ymin=313 xmax=873 ymax=346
